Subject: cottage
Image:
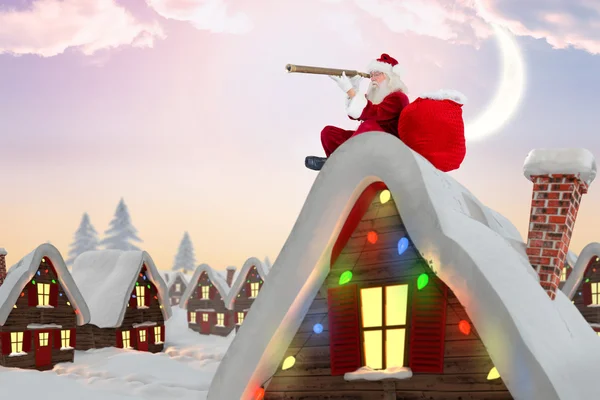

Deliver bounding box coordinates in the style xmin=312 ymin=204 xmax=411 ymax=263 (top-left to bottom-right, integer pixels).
xmin=0 ymin=244 xmax=90 ymax=370
xmin=167 ymin=271 xmax=190 ymax=306
xmin=71 ymin=250 xmax=171 ymax=353
xmin=179 ymin=264 xmax=233 ymax=336
xmin=224 ymin=257 xmax=269 ymax=331
xmin=207 ymin=134 xmax=600 ymax=400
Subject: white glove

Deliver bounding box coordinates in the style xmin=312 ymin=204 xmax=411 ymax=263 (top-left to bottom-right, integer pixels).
xmin=329 ymin=71 xmax=353 ymax=93
xmin=349 ymin=74 xmax=362 ymax=91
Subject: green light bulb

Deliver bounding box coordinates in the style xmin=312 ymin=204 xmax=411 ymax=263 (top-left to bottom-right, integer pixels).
xmin=339 ymin=271 xmax=353 ymax=285
xmin=417 ymin=273 xmax=429 ymax=290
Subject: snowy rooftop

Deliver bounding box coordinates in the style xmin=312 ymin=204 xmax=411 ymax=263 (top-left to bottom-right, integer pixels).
xmin=523 ymin=148 xmax=597 ymax=185
xmin=208 ymin=132 xmax=600 ymax=400
xmin=71 ymin=250 xmax=172 ymax=328
xmin=224 ymin=257 xmax=270 ymax=309
xmin=0 ymin=248 xmax=6 ymax=256
xmin=179 ymin=264 xmax=230 ymax=309
xmin=0 ymin=243 xmax=90 ymax=326
xmin=562 ymin=243 xmax=600 ymax=299
xmin=167 ymin=271 xmax=191 ymax=290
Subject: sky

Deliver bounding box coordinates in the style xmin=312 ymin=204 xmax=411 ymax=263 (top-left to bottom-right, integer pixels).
xmin=0 ymin=0 xmax=599 ymax=274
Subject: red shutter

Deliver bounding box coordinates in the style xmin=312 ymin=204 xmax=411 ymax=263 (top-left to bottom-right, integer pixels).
xmin=28 ymin=283 xmax=38 ymax=307
xmin=160 ymin=325 xmax=165 ymax=343
xmin=327 ymin=284 xmax=361 ymax=376
xmin=116 ymin=330 xmax=123 ymax=348
xmin=144 ymin=288 xmax=151 ymax=307
xmin=131 ymin=329 xmax=138 ymax=348
xmin=409 ymin=277 xmax=448 ymax=373
xmin=129 ymin=292 xmax=136 ymax=308
xmin=149 ymin=327 xmax=155 ymax=344
xmin=1 ymin=332 xmax=11 ymax=354
xmin=50 ymin=284 xmax=58 ymax=307
xmin=209 ymin=285 xmax=217 ymax=300
xmin=234 ymin=312 xmax=238 ymax=324
xmin=70 ymin=329 xmax=76 ymax=348
xmin=23 ymin=331 xmax=31 ymax=352
xmin=187 ymin=312 xmax=191 ymax=323
xmin=54 ymin=329 xmax=62 ymax=349
xmin=583 ymin=282 xmax=592 ymax=305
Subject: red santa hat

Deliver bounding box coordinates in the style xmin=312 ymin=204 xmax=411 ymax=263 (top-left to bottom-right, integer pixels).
xmin=367 ymin=53 xmax=403 ymax=78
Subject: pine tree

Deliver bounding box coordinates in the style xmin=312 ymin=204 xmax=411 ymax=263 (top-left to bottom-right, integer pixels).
xmin=100 ymin=198 xmax=142 ymax=251
xmin=66 ymin=213 xmax=100 ymax=266
xmin=172 ymin=232 xmax=196 ymax=273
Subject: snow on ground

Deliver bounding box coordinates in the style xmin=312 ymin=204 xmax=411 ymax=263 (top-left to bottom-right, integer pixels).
xmin=0 ymin=307 xmax=233 ymax=399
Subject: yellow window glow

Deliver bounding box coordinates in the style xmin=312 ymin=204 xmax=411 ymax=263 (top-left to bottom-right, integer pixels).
xmin=363 ymin=330 xmax=383 ymax=369
xmin=386 ymin=285 xmax=408 ymax=326
xmin=122 ymin=331 xmax=131 ymax=348
xmin=386 ymin=328 xmax=406 ymax=367
xmin=360 ymin=287 xmax=382 ymax=328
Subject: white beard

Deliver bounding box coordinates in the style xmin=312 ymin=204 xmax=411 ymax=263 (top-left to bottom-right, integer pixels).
xmin=366 ymin=79 xmax=393 ymax=104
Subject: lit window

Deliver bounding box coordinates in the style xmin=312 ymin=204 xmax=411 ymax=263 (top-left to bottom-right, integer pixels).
xmin=61 ymin=330 xmax=70 ymax=348
xmin=360 ymin=284 xmax=409 ymax=369
xmin=154 ymin=326 xmax=162 ymax=343
xmin=122 ymin=331 xmax=131 ymax=348
xmin=202 ymin=313 xmax=208 ymax=322
xmin=251 ymin=282 xmax=260 ymax=297
xmin=237 ymin=312 xmax=245 ymax=324
xmin=592 ymin=283 xmax=600 ymax=305
xmin=190 ymin=313 xmax=197 ymax=323
xmin=139 ymin=329 xmax=146 ymax=343
xmin=201 ymin=286 xmax=209 ymax=299
xmin=597 ymin=332 xmax=600 ymax=337
xmin=561 ymin=267 xmax=567 ymax=281
xmin=38 ymin=283 xmax=50 ymax=306
xmin=39 ymin=332 xmax=49 ymax=347
xmin=10 ymin=332 xmax=23 ymax=354
xmin=136 ymin=286 xmax=145 ymax=307
xmin=217 ymin=313 xmax=224 ymax=326
xmin=175 ymin=284 xmax=181 ymax=292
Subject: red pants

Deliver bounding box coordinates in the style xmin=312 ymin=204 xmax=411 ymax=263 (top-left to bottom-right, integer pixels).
xmin=321 ymin=120 xmax=385 ymax=157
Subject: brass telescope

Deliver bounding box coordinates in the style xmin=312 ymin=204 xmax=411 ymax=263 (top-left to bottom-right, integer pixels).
xmin=285 ymin=64 xmax=370 ymax=78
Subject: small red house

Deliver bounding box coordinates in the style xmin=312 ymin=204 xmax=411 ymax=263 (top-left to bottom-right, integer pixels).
xmin=70 ymin=250 xmax=171 ymax=352
xmin=224 ymin=257 xmax=269 ymax=331
xmin=167 ymin=271 xmax=191 ymax=306
xmin=179 ymin=264 xmax=233 ymax=337
xmin=0 ymin=244 xmax=91 ymax=370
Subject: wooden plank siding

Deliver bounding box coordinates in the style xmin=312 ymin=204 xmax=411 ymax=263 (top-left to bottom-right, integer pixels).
xmin=265 ymin=189 xmax=513 ymax=399
xmin=572 ymin=257 xmax=600 ymax=328
xmin=187 ymin=272 xmax=234 ymax=337
xmin=76 ymin=264 xmax=165 ymax=353
xmin=168 ymin=275 xmax=188 ymax=306
xmin=0 ymin=257 xmax=78 ymax=370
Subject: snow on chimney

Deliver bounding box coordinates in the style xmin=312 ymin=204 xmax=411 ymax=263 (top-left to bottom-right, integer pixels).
xmin=226 ymin=266 xmax=236 ymax=287
xmin=524 ymin=148 xmax=597 ymax=300
xmin=0 ymin=248 xmax=7 ymax=286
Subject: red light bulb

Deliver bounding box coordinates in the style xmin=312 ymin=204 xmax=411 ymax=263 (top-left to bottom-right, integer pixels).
xmin=459 ymin=320 xmax=471 ymax=335
xmin=367 ymin=231 xmax=378 ymax=244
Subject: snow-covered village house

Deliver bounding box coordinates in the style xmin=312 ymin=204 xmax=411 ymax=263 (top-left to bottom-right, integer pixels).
xmin=71 ymin=250 xmax=171 ymax=353
xmin=224 ymin=257 xmax=269 ymax=332
xmin=0 ymin=244 xmax=90 ymax=370
xmin=167 ymin=271 xmax=190 ymax=305
xmin=207 ymin=135 xmax=600 ymax=400
xmin=179 ymin=264 xmax=233 ymax=336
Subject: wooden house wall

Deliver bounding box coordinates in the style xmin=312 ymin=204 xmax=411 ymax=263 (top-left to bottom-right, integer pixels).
xmin=168 ymin=275 xmax=187 ymax=306
xmin=187 ymin=272 xmax=234 ymax=337
xmin=572 ymin=257 xmax=600 ymax=326
xmin=232 ymin=267 xmax=265 ymax=331
xmin=0 ymin=257 xmax=77 ymax=369
xmin=265 ymin=193 xmax=512 ymax=399
xmin=76 ymin=264 xmax=165 ymax=353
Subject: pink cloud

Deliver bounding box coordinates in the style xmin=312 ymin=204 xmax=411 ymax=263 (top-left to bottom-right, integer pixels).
xmin=0 ymin=0 xmax=165 ymax=57
xmin=146 ymin=0 xmax=252 ymax=34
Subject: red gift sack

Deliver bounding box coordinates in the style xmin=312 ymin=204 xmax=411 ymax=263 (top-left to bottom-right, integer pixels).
xmin=397 ymin=90 xmax=466 ymax=172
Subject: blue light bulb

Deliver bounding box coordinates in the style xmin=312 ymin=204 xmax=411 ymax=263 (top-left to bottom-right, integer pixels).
xmin=313 ymin=323 xmax=323 ymax=334
xmin=398 ymin=237 xmax=409 ymax=255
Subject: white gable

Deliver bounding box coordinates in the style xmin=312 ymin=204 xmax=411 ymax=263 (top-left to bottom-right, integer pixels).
xmin=562 ymin=243 xmax=600 ymax=299
xmin=71 ymin=250 xmax=172 ymax=328
xmin=0 ymin=243 xmax=90 ymax=326
xmin=207 ymin=132 xmax=600 ymax=400
xmin=178 ymin=264 xmax=230 ymax=309
xmin=224 ymin=257 xmax=269 ymax=309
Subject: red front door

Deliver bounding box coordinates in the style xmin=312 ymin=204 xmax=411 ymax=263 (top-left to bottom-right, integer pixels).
xmin=200 ymin=313 xmax=211 ymax=334
xmin=35 ymin=330 xmax=52 ymax=368
xmin=136 ymin=328 xmax=149 ymax=352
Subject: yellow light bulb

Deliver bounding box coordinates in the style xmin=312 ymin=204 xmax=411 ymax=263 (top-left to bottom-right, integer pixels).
xmin=282 ymin=356 xmax=296 ymax=370
xmin=379 ymin=190 xmax=391 ymax=204
xmin=487 ymin=367 xmax=500 ymax=380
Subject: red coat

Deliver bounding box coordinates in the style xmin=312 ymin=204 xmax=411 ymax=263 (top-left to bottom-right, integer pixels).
xmin=349 ymin=91 xmax=410 ymax=137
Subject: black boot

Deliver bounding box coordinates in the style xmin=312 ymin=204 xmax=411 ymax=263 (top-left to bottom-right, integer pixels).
xmin=305 ymin=156 xmax=327 ymax=171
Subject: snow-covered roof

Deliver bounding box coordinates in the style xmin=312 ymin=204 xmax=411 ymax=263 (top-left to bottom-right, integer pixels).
xmin=562 ymin=243 xmax=600 ymax=299
xmin=207 ymin=133 xmax=600 ymax=400
xmin=178 ymin=264 xmax=230 ymax=309
xmin=224 ymin=257 xmax=270 ymax=309
xmin=167 ymin=271 xmax=190 ymax=290
xmin=0 ymin=243 xmax=90 ymax=326
xmin=523 ymin=148 xmax=597 ymax=185
xmin=0 ymin=248 xmax=7 ymax=256
xmin=71 ymin=250 xmax=172 ymax=328
xmin=566 ymin=250 xmax=578 ymax=268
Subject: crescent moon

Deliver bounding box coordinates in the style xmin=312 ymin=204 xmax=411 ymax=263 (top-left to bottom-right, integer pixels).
xmin=464 ymin=23 xmax=526 ymax=141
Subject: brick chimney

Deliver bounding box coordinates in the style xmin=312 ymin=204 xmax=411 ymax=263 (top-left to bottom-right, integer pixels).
xmin=226 ymin=266 xmax=236 ymax=287
xmin=0 ymin=248 xmax=7 ymax=287
xmin=524 ymin=149 xmax=597 ymax=300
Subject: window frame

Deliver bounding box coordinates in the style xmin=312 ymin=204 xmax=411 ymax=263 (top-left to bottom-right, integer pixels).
xmin=201 ymin=286 xmax=210 ymax=299
xmin=154 ymin=326 xmax=162 ymax=343
xmin=61 ymin=330 xmax=70 ymax=348
xmin=136 ymin=286 xmax=145 ymax=307
xmin=237 ymin=312 xmax=245 ymax=324
xmin=190 ymin=312 xmax=197 ymax=324
xmin=358 ymin=282 xmax=412 ymax=370
xmin=38 ymin=283 xmax=50 ymax=306
xmin=11 ymin=332 xmax=23 ymax=354
xmin=122 ymin=330 xmax=131 ymax=348
xmin=250 ymin=282 xmax=260 ymax=297
xmin=592 ymin=282 xmax=599 ymax=305
xmin=217 ymin=313 xmax=224 ymax=326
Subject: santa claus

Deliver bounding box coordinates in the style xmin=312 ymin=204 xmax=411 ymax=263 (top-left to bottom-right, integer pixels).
xmin=305 ymin=53 xmax=410 ymax=171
